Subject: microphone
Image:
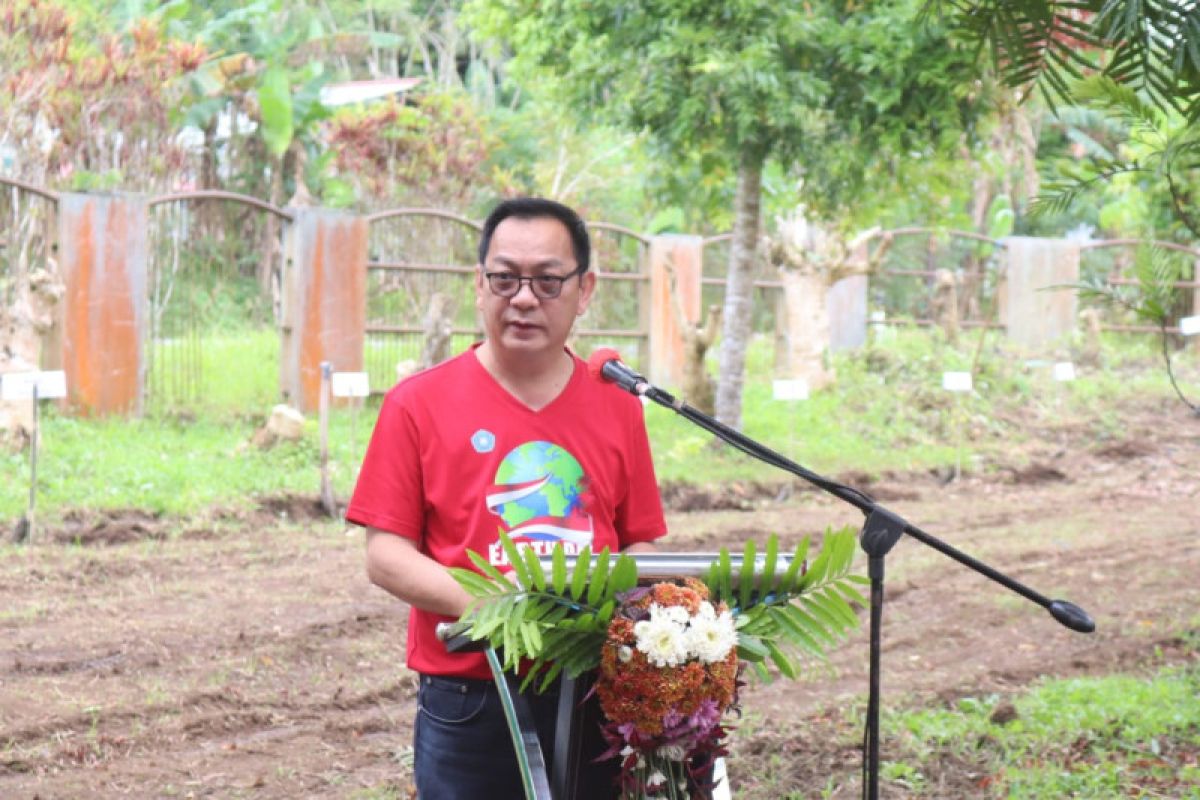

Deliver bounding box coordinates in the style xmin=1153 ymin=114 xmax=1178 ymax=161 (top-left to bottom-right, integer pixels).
xmin=586 ymin=348 xmax=649 ymax=395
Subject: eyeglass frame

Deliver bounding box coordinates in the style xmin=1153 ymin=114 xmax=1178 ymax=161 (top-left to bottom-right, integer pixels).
xmin=482 ymin=265 xmax=586 ymax=300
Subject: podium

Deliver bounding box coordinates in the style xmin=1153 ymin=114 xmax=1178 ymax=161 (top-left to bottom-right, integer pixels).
xmin=437 ymin=552 xmax=773 ymax=800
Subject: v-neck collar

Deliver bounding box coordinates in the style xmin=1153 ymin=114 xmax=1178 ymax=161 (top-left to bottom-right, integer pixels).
xmin=470 ymin=344 xmax=580 ymax=416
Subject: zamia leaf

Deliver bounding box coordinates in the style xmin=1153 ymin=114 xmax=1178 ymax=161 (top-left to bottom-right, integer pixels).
xmin=551 ymin=545 xmax=568 ymax=595
xmin=610 ymin=554 xmax=638 ymax=594
xmin=500 ymin=533 xmax=533 ymax=589
xmin=781 ymin=537 xmax=809 ymax=591
xmin=449 ymin=568 xmax=500 ymax=597
xmin=738 ymin=539 xmax=757 ymax=611
xmin=821 ymin=586 xmax=861 ymax=628
xmin=466 ymin=549 xmax=511 ymax=586
xmin=837 ymin=581 xmax=870 ymax=610
xmin=807 ymin=592 xmax=850 ymax=634
xmin=570 ymin=546 xmax=592 ymax=601
xmin=587 ymin=549 xmax=612 ymax=606
xmin=788 ymin=605 xmax=837 ymax=647
xmin=717 ymin=548 xmax=733 ymax=604
xmin=760 ymin=535 xmax=779 ymax=598
xmin=523 ymin=545 xmax=546 ymax=592
xmin=535 ymin=661 xmax=564 ymax=693
xmin=736 ymin=633 xmax=770 ymax=661
xmin=765 ymin=639 xmax=797 ymax=679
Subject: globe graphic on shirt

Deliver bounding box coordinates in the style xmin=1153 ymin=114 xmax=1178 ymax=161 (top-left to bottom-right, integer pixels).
xmin=487 ymin=441 xmax=591 ymax=545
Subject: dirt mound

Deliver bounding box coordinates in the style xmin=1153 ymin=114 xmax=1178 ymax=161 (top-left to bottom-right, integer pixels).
xmin=659 ymin=480 xmax=785 ymax=512
xmin=49 ymin=509 xmax=166 ymax=546
xmin=1004 ymin=462 xmax=1070 ymax=485
xmin=254 ymin=492 xmax=335 ymax=522
xmin=1094 ymin=439 xmax=1156 ymax=460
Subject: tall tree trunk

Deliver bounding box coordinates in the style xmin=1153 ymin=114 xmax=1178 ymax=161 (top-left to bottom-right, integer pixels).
xmin=715 ymin=149 xmax=764 ymax=430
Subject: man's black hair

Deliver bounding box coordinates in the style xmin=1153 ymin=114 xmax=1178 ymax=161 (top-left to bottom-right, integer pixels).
xmin=477 ymin=197 xmax=591 ymax=273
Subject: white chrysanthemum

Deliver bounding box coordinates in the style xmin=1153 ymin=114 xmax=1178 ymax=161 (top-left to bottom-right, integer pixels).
xmin=686 ymin=606 xmax=737 ymax=663
xmin=646 ymin=770 xmax=667 ymax=788
xmin=633 ymin=614 xmax=690 ymax=668
xmin=649 ymin=602 xmax=690 ymax=626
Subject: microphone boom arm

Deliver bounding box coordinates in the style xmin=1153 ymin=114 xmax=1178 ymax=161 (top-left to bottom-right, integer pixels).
xmin=635 ymin=380 xmax=1095 ymax=632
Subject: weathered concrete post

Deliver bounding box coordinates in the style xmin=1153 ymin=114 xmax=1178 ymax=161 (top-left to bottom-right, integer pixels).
xmin=56 ymin=193 xmax=147 ymax=415
xmin=280 ymin=208 xmax=368 ymax=413
xmin=647 ymin=235 xmax=703 ymax=388
xmin=1193 ymin=258 xmax=1200 ymax=349
xmin=829 ymin=242 xmax=869 ymax=352
xmin=1002 ymin=237 xmax=1080 ymax=350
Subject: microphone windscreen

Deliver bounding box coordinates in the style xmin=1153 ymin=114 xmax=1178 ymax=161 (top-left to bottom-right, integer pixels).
xmin=586 ymin=348 xmax=623 ymax=382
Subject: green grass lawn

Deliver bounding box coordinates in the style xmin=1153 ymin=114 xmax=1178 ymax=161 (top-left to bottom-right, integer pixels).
xmin=1 ymin=328 xmax=1194 ymax=522
xmin=882 ymin=656 xmax=1200 ymax=797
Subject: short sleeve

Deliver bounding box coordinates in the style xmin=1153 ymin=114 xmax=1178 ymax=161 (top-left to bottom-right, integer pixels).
xmin=614 ymin=400 xmax=667 ymax=547
xmin=345 ymin=389 xmax=425 ymax=540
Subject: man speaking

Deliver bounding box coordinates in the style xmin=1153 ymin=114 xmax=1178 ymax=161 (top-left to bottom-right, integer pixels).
xmin=347 ymin=197 xmax=666 ymax=799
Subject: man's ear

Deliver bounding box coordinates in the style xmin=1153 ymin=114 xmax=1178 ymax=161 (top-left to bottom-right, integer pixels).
xmin=576 ymin=270 xmax=597 ymax=315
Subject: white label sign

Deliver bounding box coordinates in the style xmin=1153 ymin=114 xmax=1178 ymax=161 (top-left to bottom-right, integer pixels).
xmin=1181 ymin=315 xmax=1200 ymax=336
xmin=942 ymin=371 xmax=973 ymax=393
xmin=331 ymin=372 xmax=371 ymax=398
xmin=772 ymin=379 xmax=810 ymax=401
xmin=1 ymin=370 xmax=67 ymax=401
xmin=1053 ymin=362 xmax=1077 ymax=381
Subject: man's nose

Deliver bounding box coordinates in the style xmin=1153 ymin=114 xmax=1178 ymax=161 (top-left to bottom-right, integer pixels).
xmin=509 ymin=280 xmax=540 ymax=305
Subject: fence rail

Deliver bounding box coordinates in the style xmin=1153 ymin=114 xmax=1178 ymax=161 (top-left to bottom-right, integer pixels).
xmin=2 ymin=175 xmax=1196 ymax=416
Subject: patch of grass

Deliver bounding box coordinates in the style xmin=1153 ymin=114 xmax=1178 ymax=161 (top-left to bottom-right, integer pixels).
xmin=0 ymin=406 xmax=371 ymax=520
xmin=883 ymin=661 xmax=1200 ymax=798
xmin=146 ymin=328 xmax=280 ymax=414
xmin=0 ymin=328 xmax=1192 ymax=522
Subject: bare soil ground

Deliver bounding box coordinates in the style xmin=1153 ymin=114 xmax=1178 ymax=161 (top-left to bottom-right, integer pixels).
xmin=1 ymin=395 xmax=1197 ymax=799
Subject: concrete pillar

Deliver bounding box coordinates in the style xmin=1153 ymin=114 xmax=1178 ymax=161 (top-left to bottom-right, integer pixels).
xmin=647 ymin=235 xmax=703 ymax=388
xmin=281 ymin=208 xmax=368 ymax=413
xmin=1193 ymin=259 xmax=1199 ymax=349
xmin=1002 ymin=237 xmax=1079 ymax=350
xmin=56 ymin=193 xmax=147 ymax=415
xmin=828 ymin=274 xmax=868 ymax=352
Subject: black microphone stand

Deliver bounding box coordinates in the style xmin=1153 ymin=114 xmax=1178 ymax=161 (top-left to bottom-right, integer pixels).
xmin=611 ymin=366 xmax=1095 ymax=800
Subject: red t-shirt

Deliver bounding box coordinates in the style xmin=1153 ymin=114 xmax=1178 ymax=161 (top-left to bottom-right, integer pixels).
xmin=346 ymin=346 xmax=667 ymax=679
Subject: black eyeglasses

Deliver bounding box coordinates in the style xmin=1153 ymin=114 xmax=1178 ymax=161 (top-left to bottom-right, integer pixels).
xmin=483 ymin=267 xmax=584 ymax=300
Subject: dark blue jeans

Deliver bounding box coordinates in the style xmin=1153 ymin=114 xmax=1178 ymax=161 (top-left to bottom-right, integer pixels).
xmin=414 ymin=673 xmax=619 ymax=800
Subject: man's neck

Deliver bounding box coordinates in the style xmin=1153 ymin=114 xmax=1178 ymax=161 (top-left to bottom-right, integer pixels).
xmin=475 ymin=342 xmax=574 ymax=412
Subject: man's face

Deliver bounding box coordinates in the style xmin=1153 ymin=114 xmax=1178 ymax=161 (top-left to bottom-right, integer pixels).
xmin=476 ymin=215 xmax=595 ymax=361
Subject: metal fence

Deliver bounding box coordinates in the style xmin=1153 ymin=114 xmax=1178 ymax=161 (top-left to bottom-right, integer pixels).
xmin=576 ymin=223 xmax=650 ymax=369
xmin=1079 ymin=240 xmax=1200 ymax=334
xmin=363 ymin=210 xmax=651 ymax=394
xmin=700 ymin=234 xmax=783 ymax=336
xmin=5 ymin=173 xmax=1197 ymax=416
xmin=868 ymin=228 xmax=1007 ymax=330
xmin=0 ymin=178 xmax=58 ymax=361
xmin=144 ymin=192 xmax=291 ymax=413
xmin=363 ymin=209 xmax=482 ymax=393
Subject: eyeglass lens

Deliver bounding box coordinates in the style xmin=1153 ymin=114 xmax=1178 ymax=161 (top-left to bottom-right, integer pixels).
xmin=487 ymin=270 xmax=577 ymax=299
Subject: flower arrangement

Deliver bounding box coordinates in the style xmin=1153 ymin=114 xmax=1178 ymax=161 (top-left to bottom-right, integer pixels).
xmin=596 ymin=579 xmax=740 ymax=798
xmin=450 ymin=528 xmax=865 ymax=799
